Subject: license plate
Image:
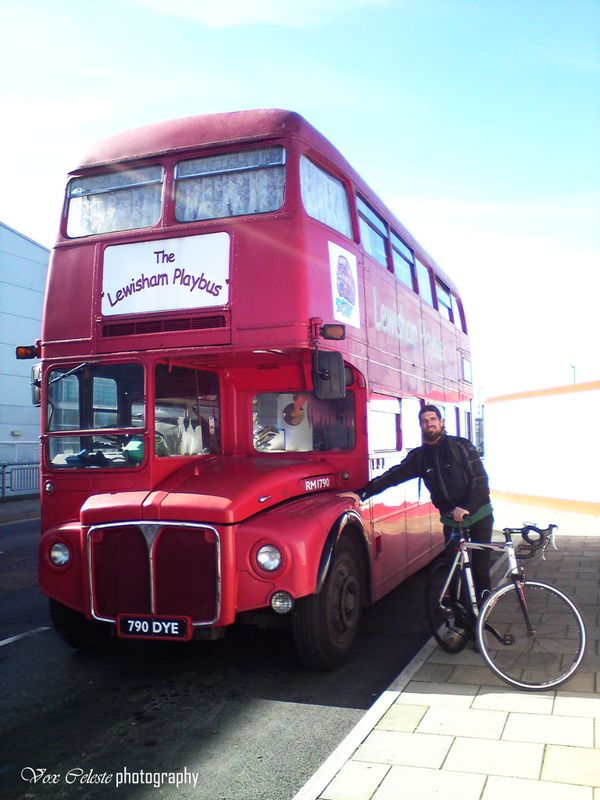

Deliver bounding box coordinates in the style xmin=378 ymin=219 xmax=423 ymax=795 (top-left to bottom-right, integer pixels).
xmin=117 ymin=614 xmax=192 ymax=641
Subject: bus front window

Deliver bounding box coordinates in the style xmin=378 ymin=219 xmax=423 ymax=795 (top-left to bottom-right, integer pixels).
xmin=46 ymin=363 xmax=144 ymax=468
xmin=66 ymin=166 xmax=164 ymax=237
xmin=154 ymin=364 xmax=220 ymax=457
xmin=253 ymin=392 xmax=355 ymax=453
xmin=175 ymin=146 xmax=285 ymax=222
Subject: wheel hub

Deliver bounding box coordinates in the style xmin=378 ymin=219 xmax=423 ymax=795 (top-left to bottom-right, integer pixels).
xmin=332 ymin=566 xmax=359 ymax=632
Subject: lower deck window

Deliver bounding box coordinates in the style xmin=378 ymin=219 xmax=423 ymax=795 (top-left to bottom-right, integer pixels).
xmin=154 ymin=364 xmax=220 ymax=457
xmin=253 ymin=392 xmax=355 ymax=453
xmin=46 ymin=362 xmax=144 ymax=468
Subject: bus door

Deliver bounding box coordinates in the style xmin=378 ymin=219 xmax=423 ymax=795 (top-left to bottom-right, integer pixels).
xmin=400 ymin=397 xmax=432 ymax=565
xmin=366 ymin=396 xmax=407 ymax=592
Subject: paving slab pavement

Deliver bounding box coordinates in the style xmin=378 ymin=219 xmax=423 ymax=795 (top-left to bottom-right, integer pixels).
xmin=294 ymin=522 xmax=600 ymax=800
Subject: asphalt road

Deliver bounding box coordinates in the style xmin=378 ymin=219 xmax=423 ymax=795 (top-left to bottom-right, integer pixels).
xmin=0 ymin=517 xmax=432 ymax=800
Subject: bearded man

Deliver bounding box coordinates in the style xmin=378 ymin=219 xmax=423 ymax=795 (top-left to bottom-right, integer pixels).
xmin=350 ymin=404 xmax=493 ymax=601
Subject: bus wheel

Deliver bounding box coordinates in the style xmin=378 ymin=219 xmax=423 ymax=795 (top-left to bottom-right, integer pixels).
xmin=49 ymin=599 xmax=113 ymax=652
xmin=292 ymin=542 xmax=362 ymax=670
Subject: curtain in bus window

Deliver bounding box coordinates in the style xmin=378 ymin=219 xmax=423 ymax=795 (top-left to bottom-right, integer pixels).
xmin=175 ymin=147 xmax=285 ymax=222
xmin=299 ymin=156 xmax=352 ymax=237
xmin=67 ymin=167 xmax=163 ymax=237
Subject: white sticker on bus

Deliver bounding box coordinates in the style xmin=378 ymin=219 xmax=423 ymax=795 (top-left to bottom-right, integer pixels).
xmin=329 ymin=242 xmax=360 ymax=329
xmin=101 ymin=232 xmax=230 ymax=316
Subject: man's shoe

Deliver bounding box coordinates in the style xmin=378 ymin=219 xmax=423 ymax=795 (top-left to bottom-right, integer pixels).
xmin=444 ymin=627 xmax=467 ymax=648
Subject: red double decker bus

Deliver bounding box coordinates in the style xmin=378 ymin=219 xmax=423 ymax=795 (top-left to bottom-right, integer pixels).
xmin=21 ymin=109 xmax=472 ymax=668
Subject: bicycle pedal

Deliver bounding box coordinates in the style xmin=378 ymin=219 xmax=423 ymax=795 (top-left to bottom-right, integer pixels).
xmin=502 ymin=634 xmax=515 ymax=646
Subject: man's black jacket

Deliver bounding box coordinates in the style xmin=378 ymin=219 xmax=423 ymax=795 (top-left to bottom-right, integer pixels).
xmin=359 ymin=434 xmax=491 ymax=517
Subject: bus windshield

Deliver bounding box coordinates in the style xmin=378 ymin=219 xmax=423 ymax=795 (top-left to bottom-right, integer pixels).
xmin=47 ymin=362 xmax=144 ymax=468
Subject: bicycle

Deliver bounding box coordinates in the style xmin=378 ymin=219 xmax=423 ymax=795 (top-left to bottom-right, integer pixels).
xmin=426 ymin=521 xmax=586 ymax=691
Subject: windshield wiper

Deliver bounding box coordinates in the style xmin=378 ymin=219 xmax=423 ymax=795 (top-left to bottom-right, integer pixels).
xmin=49 ymin=362 xmax=89 ymax=384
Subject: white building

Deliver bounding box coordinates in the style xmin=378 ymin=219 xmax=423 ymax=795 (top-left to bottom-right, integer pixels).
xmin=0 ymin=222 xmax=49 ymax=464
xmin=485 ymin=381 xmax=600 ymax=516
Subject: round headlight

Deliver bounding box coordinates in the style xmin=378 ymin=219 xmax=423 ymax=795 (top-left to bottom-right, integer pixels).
xmin=49 ymin=542 xmax=71 ymax=567
xmin=271 ymin=591 xmax=294 ymax=615
xmin=256 ymin=544 xmax=282 ymax=572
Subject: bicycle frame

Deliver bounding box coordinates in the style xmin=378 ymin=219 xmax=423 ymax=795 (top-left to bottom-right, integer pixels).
xmin=441 ymin=529 xmax=522 ymax=621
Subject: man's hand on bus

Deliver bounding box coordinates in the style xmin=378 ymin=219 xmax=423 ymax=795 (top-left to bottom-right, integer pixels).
xmin=452 ymin=506 xmax=470 ymax=522
xmin=338 ymin=491 xmax=363 ymax=504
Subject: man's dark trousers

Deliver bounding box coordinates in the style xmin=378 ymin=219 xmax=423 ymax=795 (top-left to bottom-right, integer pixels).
xmin=443 ymin=514 xmax=494 ymax=601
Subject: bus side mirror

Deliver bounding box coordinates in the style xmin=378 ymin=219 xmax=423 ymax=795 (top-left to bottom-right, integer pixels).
xmin=31 ymin=363 xmax=42 ymax=406
xmin=312 ymin=351 xmax=346 ymax=400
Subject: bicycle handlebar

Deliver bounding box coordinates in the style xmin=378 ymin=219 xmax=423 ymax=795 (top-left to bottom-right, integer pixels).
xmin=503 ymin=523 xmax=558 ymax=558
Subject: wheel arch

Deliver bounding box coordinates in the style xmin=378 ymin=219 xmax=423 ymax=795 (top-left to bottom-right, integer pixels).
xmin=316 ymin=511 xmax=372 ymax=605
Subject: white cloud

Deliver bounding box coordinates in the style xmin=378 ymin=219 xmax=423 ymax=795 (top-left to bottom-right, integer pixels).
xmin=134 ymin=0 xmax=392 ymax=28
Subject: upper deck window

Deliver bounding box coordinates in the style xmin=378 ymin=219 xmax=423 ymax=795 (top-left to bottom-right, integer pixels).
xmin=415 ymin=258 xmax=434 ymax=305
xmin=452 ymin=294 xmax=467 ymax=332
xmin=436 ymin=279 xmax=454 ymax=322
xmin=300 ymin=156 xmax=351 ymax=237
xmin=175 ymin=146 xmax=285 ymax=222
xmin=66 ymin=166 xmax=164 ymax=238
xmin=358 ymin=197 xmax=388 ymax=267
xmin=391 ymin=231 xmax=414 ymax=290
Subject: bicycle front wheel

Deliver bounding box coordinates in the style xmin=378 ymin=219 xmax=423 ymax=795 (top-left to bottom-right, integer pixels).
xmin=426 ymin=560 xmax=469 ymax=654
xmin=477 ymin=580 xmax=586 ymax=691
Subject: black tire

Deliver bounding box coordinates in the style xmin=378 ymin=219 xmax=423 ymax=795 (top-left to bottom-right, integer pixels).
xmin=426 ymin=559 xmax=469 ymax=654
xmin=292 ymin=543 xmax=362 ymax=670
xmin=477 ymin=580 xmax=586 ymax=691
xmin=49 ymin=599 xmax=113 ymax=652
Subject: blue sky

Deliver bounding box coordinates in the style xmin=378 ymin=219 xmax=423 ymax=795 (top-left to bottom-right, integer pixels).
xmin=1 ymin=0 xmax=598 ymax=398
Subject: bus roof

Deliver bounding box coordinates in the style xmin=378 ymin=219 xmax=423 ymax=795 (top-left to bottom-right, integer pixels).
xmin=74 ymin=108 xmax=460 ymax=295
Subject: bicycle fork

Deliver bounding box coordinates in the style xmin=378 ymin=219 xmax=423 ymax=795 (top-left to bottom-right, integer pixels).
xmin=485 ymin=538 xmax=533 ymax=646
xmin=506 ymin=539 xmax=536 ymax=638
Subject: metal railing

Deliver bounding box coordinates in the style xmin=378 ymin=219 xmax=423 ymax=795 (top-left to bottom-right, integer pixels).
xmin=0 ymin=463 xmax=40 ymax=499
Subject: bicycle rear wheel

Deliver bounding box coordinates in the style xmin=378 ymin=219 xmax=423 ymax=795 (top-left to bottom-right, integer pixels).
xmin=426 ymin=560 xmax=469 ymax=654
xmin=477 ymin=580 xmax=586 ymax=691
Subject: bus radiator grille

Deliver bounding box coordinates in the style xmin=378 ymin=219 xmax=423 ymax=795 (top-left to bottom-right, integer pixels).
xmin=90 ymin=524 xmax=219 ymax=624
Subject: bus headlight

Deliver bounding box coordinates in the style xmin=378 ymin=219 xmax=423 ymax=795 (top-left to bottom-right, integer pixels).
xmin=256 ymin=544 xmax=282 ymax=572
xmin=49 ymin=542 xmax=71 ymax=567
